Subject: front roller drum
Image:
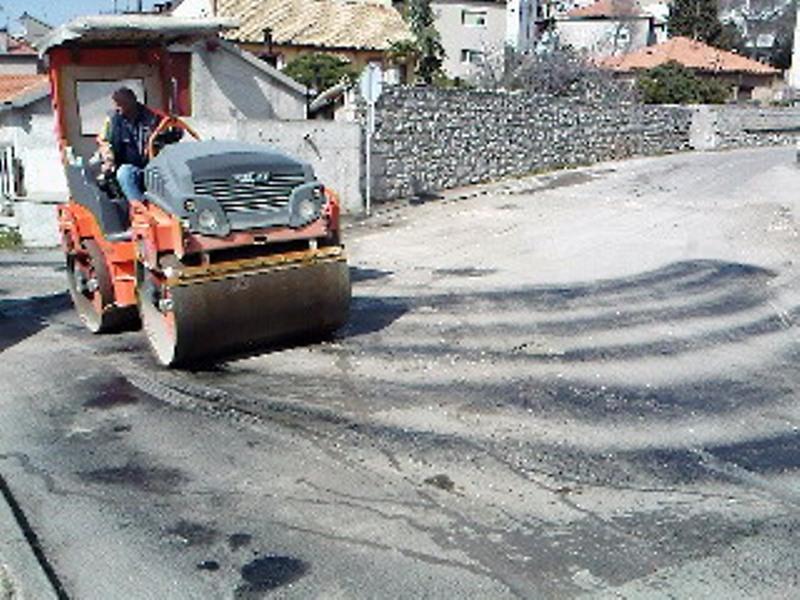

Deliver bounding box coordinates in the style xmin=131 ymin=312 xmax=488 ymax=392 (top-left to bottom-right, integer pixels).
xmin=138 ymin=258 xmax=351 ymax=366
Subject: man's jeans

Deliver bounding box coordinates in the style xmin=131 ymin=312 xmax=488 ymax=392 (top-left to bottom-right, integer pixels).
xmin=116 ymin=164 xmax=145 ymax=200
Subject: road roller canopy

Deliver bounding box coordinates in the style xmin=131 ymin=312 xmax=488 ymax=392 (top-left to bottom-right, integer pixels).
xmin=36 ymin=15 xmax=238 ymax=54
xmin=42 ymin=15 xmax=236 ymax=164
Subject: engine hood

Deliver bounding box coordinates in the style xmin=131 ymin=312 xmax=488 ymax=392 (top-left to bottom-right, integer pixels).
xmin=144 ymin=140 xmax=322 ymax=235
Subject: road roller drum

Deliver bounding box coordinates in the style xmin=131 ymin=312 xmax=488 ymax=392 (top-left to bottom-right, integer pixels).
xmin=138 ymin=248 xmax=350 ymax=366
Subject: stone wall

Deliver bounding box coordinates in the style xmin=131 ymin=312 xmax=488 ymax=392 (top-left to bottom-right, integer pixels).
xmin=690 ymin=105 xmax=800 ymax=150
xmin=369 ymin=86 xmax=694 ymax=201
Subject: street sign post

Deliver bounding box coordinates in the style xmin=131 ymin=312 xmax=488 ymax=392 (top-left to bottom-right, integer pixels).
xmin=359 ymin=64 xmax=383 ymax=216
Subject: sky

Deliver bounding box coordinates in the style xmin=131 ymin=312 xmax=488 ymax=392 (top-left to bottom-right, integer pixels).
xmin=1 ymin=0 xmax=160 ymax=30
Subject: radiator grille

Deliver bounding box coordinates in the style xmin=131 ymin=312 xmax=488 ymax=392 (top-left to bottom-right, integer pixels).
xmin=193 ymin=172 xmax=306 ymax=214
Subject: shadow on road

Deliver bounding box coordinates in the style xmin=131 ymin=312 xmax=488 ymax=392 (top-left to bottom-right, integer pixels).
xmin=0 ymin=293 xmax=71 ymax=352
xmin=333 ymin=259 xmax=793 ymax=426
xmin=357 ymin=259 xmax=782 ymax=363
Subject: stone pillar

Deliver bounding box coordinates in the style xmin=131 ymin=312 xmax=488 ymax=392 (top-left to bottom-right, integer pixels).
xmin=689 ymin=105 xmax=719 ymax=150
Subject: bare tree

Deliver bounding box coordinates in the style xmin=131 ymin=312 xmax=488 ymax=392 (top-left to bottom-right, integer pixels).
xmin=602 ymin=0 xmax=640 ymax=56
xmin=472 ymin=43 xmax=633 ymax=101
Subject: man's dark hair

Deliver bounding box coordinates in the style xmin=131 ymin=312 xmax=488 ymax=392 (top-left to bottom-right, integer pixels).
xmin=112 ymin=86 xmax=138 ymax=104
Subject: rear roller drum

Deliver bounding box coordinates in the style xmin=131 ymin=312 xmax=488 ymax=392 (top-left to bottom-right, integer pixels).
xmin=66 ymin=239 xmax=135 ymax=333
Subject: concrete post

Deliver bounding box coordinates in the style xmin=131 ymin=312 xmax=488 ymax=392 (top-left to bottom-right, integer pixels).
xmin=689 ymin=105 xmax=719 ymax=150
xmin=788 ymin=4 xmax=800 ymax=89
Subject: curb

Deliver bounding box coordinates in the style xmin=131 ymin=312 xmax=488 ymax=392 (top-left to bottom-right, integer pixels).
xmin=0 ymin=474 xmax=61 ymax=600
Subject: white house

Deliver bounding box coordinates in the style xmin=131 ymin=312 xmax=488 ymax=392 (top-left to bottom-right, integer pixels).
xmin=554 ymin=0 xmax=655 ymax=58
xmin=18 ymin=12 xmax=54 ymax=46
xmin=433 ymin=0 xmax=537 ymax=80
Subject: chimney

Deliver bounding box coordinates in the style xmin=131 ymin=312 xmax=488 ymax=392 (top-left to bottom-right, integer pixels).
xmin=0 ymin=28 xmax=8 ymax=55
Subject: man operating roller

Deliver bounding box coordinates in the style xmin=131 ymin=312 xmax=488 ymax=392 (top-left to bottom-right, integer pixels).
xmin=97 ymin=87 xmax=180 ymax=199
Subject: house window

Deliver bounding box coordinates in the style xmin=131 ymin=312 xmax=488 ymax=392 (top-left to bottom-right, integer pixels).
xmin=462 ymin=9 xmax=487 ymax=27
xmin=460 ymin=49 xmax=484 ymax=64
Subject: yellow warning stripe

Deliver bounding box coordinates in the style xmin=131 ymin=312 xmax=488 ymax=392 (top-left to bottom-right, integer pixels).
xmin=167 ymin=246 xmax=346 ymax=287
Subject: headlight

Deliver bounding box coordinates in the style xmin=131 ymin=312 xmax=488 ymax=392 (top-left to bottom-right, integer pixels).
xmin=297 ymin=199 xmax=316 ymax=222
xmin=198 ymin=208 xmax=220 ymax=232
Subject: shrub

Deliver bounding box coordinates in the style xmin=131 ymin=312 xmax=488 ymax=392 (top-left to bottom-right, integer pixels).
xmin=282 ymin=53 xmax=358 ymax=92
xmin=0 ymin=225 xmax=22 ymax=249
xmin=637 ymin=61 xmax=730 ymax=104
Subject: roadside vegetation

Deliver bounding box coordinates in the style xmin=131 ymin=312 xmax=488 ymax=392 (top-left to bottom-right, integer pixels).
xmin=391 ymin=0 xmax=446 ymax=85
xmin=0 ymin=226 xmax=22 ymax=250
xmin=668 ymin=0 xmax=795 ymax=69
xmin=668 ymin=0 xmax=744 ymax=51
xmin=637 ymin=61 xmax=730 ymax=104
xmin=282 ymin=53 xmax=358 ymax=92
xmin=473 ymin=44 xmax=628 ymax=98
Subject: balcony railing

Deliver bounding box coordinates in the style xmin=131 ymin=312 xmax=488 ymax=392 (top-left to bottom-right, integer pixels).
xmin=0 ymin=144 xmax=21 ymax=199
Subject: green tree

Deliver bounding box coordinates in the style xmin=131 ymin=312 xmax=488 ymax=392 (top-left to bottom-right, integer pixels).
xmin=768 ymin=3 xmax=796 ymax=69
xmin=667 ymin=0 xmax=743 ymax=50
xmin=716 ymin=20 xmax=746 ymax=52
xmin=637 ymin=61 xmax=730 ymax=104
xmin=282 ymin=53 xmax=357 ymax=91
xmin=404 ymin=0 xmax=446 ymax=84
xmin=387 ymin=38 xmax=419 ymax=83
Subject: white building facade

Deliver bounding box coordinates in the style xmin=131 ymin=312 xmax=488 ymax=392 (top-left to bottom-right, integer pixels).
xmin=433 ymin=0 xmax=537 ymax=80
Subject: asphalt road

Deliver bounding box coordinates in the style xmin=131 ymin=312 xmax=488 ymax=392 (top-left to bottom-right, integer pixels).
xmin=2 ymin=146 xmax=800 ymax=599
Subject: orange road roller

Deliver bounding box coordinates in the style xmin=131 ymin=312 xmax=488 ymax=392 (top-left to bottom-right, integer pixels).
xmin=42 ymin=16 xmax=350 ymax=366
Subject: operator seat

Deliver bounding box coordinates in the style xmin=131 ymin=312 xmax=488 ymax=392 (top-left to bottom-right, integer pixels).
xmin=64 ymin=163 xmax=132 ymax=241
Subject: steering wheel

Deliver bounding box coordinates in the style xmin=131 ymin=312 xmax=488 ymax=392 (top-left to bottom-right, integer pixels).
xmin=146 ymin=114 xmax=201 ymax=160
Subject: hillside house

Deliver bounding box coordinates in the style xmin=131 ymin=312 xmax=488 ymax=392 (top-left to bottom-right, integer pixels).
xmin=433 ymin=0 xmax=537 ymax=79
xmin=0 ymin=31 xmax=40 ymax=76
xmin=0 ymin=74 xmax=58 ymax=201
xmin=172 ymin=0 xmax=411 ymax=78
xmin=18 ymin=12 xmax=54 ymax=47
xmin=554 ymin=0 xmax=656 ymax=58
xmin=601 ymin=36 xmax=782 ymax=102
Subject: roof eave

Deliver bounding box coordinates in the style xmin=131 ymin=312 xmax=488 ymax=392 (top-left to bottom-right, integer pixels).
xmin=230 ymin=36 xmax=401 ymax=53
xmin=36 ymin=15 xmax=240 ymax=55
xmin=0 ymin=82 xmax=50 ymax=111
xmin=609 ymin=64 xmax=778 ymax=76
xmin=11 ymin=84 xmax=50 ymax=108
xmin=560 ymin=13 xmax=650 ymax=19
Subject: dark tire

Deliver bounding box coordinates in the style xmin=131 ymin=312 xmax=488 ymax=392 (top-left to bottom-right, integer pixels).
xmin=66 ymin=239 xmax=135 ymax=333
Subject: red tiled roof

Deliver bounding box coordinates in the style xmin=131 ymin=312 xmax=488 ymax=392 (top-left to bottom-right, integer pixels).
xmin=6 ymin=37 xmax=37 ymax=56
xmin=600 ymin=36 xmax=779 ymax=75
xmin=567 ymin=0 xmax=646 ymax=18
xmin=0 ymin=74 xmax=48 ymax=104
